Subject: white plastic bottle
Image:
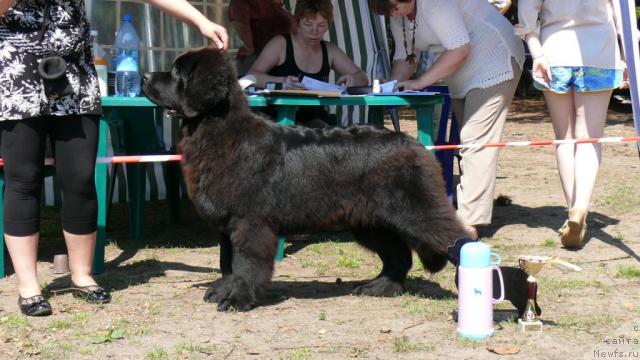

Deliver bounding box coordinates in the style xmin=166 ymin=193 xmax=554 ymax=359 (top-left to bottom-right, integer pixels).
xmin=114 ymin=14 xmax=141 ymax=97
xmin=91 ymin=30 xmax=109 ymax=97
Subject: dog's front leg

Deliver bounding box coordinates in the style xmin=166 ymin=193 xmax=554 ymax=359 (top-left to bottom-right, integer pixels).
xmin=216 ymin=218 xmax=278 ymax=312
xmin=219 ymin=234 xmax=233 ymax=275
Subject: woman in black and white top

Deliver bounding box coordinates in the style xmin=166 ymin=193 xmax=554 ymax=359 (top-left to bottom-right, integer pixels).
xmin=0 ymin=0 xmax=227 ymax=317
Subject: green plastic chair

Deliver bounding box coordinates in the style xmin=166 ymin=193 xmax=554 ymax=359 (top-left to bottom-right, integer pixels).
xmin=106 ymin=107 xmax=182 ymax=241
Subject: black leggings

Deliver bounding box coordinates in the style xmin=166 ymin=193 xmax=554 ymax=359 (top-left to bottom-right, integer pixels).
xmin=0 ymin=114 xmax=99 ymax=236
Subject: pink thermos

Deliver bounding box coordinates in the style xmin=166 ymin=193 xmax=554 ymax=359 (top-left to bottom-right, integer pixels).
xmin=457 ymin=242 xmax=504 ymax=340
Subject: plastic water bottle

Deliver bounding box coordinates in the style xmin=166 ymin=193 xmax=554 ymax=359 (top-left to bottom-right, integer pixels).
xmin=114 ymin=14 xmax=140 ymax=97
xmin=457 ymin=242 xmax=504 ymax=340
xmin=91 ymin=30 xmax=109 ymax=97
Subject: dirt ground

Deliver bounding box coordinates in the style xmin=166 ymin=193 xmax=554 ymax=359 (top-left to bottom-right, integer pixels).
xmin=0 ymin=98 xmax=639 ymax=360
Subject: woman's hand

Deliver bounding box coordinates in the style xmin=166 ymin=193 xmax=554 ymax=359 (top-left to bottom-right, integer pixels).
xmin=283 ymin=75 xmax=304 ymax=90
xmin=531 ymin=56 xmax=552 ymax=87
xmin=336 ymin=74 xmax=355 ymax=87
xmin=198 ymin=20 xmax=229 ymax=49
xmin=395 ymin=79 xmax=424 ymax=92
xmin=619 ymin=60 xmax=629 ymax=89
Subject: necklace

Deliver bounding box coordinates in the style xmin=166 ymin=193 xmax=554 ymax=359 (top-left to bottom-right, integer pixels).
xmin=402 ymin=15 xmax=417 ymax=64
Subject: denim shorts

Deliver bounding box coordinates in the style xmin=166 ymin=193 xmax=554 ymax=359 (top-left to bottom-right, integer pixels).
xmin=534 ymin=66 xmax=623 ymax=93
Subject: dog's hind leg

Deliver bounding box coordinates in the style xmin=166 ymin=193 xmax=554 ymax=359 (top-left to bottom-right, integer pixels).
xmin=215 ymin=218 xmax=278 ymax=312
xmin=219 ymin=234 xmax=233 ymax=275
xmin=352 ymin=228 xmax=412 ymax=297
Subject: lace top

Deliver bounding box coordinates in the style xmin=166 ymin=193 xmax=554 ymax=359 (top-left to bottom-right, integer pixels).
xmin=390 ymin=0 xmax=524 ymax=98
xmin=515 ymin=0 xmax=623 ymax=70
xmin=0 ymin=0 xmax=101 ymax=121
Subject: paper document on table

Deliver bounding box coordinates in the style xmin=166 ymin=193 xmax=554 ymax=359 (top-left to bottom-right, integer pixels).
xmin=373 ymin=80 xmax=439 ymax=96
xmin=379 ymin=80 xmax=397 ymax=93
xmin=301 ymin=76 xmax=346 ymax=94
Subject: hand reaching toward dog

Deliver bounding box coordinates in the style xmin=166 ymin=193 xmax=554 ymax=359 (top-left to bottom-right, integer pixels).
xmin=198 ymin=20 xmax=229 ymax=49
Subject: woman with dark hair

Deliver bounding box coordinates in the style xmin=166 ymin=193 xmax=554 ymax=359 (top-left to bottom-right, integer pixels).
xmin=249 ymin=0 xmax=368 ymax=127
xmin=370 ymin=0 xmax=524 ymax=239
xmin=0 ymin=0 xmax=227 ymax=316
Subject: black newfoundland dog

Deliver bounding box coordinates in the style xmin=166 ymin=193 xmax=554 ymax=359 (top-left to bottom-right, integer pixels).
xmin=142 ymin=48 xmax=482 ymax=312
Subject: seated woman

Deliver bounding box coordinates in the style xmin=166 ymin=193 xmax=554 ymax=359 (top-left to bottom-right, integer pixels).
xmin=248 ymin=0 xmax=369 ymax=127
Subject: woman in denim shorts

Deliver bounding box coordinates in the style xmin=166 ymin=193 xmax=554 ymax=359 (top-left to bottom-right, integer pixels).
xmin=516 ymin=0 xmax=627 ymax=249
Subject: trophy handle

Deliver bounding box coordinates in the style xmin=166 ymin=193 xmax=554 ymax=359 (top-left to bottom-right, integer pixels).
xmin=492 ymin=265 xmax=505 ymax=304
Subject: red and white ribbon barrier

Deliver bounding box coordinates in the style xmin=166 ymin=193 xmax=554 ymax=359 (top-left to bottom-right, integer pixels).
xmin=0 ymin=136 xmax=639 ymax=166
xmin=424 ymin=136 xmax=640 ymax=151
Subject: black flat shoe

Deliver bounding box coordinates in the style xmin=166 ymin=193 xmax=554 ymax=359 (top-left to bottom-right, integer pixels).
xmin=18 ymin=295 xmax=52 ymax=317
xmin=70 ymin=284 xmax=111 ymax=304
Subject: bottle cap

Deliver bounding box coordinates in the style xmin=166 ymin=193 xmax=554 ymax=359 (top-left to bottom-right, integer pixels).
xmin=460 ymin=241 xmax=494 ymax=268
xmin=123 ymin=14 xmax=132 ymax=22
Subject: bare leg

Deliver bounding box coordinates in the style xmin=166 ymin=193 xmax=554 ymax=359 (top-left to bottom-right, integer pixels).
xmin=572 ymin=90 xmax=612 ymax=211
xmin=4 ymin=233 xmax=41 ymax=297
xmin=64 ymin=230 xmax=98 ymax=287
xmin=543 ymin=90 xmax=576 ymax=207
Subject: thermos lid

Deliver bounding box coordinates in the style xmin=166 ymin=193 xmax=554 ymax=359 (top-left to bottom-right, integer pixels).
xmin=460 ymin=241 xmax=492 ymax=268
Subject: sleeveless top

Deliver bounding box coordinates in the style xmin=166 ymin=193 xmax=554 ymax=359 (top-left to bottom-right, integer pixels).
xmin=264 ymin=33 xmax=331 ymax=125
xmin=0 ymin=0 xmax=101 ymax=121
xmin=268 ymin=34 xmax=331 ymax=82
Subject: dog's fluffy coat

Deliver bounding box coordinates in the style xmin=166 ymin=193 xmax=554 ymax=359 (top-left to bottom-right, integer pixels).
xmin=143 ymin=48 xmax=467 ymax=311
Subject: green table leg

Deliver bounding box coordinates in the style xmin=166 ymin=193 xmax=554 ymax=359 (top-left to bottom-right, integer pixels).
xmin=93 ymin=116 xmax=109 ymax=274
xmin=274 ymin=105 xmax=297 ymax=261
xmin=369 ymin=107 xmax=385 ymax=128
xmin=416 ymin=105 xmax=435 ymax=154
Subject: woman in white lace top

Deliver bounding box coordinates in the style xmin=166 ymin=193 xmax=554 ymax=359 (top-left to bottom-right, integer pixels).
xmin=516 ymin=0 xmax=626 ymax=249
xmin=370 ymin=0 xmax=525 ymax=239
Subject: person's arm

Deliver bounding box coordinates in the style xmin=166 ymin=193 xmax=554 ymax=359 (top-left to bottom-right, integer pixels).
xmin=232 ymin=21 xmax=255 ymax=55
xmin=143 ymin=0 xmax=228 ymax=49
xmin=396 ymin=45 xmax=470 ymax=90
xmin=396 ymin=0 xmax=471 ymax=90
xmin=248 ymin=36 xmax=303 ymax=88
xmin=515 ymin=0 xmax=551 ymax=86
xmin=0 ymin=0 xmax=16 ymax=15
xmin=389 ymin=59 xmax=418 ymax=82
xmin=524 ymin=32 xmax=552 ymax=86
xmin=327 ymin=43 xmax=369 ymax=86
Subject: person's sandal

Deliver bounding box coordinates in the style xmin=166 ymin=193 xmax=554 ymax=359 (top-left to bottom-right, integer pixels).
xmin=18 ymin=295 xmax=52 ymax=317
xmin=71 ymin=284 xmax=111 ymax=304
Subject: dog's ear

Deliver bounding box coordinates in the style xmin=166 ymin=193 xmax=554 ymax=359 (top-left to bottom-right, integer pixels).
xmin=180 ymin=48 xmax=237 ymax=118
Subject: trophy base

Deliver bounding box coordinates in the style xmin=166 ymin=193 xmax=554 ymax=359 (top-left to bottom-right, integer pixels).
xmin=518 ymin=318 xmax=543 ymax=332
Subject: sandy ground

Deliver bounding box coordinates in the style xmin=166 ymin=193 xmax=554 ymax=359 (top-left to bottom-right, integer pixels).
xmin=0 ymin=98 xmax=639 ymax=360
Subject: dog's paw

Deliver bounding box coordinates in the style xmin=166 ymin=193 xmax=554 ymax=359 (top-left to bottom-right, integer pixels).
xmin=203 ymin=276 xmax=233 ymax=303
xmin=214 ymin=277 xmax=256 ymax=312
xmin=353 ymin=277 xmax=405 ymax=297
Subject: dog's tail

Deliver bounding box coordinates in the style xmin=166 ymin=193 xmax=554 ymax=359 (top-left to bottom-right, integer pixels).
xmin=415 ymin=244 xmax=449 ymax=273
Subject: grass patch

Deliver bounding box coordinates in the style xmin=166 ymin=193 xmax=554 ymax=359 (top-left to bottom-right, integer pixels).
xmin=1 ymin=315 xmax=32 ymax=331
xmin=557 ymin=314 xmax=613 ymax=333
xmin=393 ymin=336 xmax=433 ymax=352
xmin=285 ymin=348 xmax=311 ymax=360
xmin=542 ymin=238 xmax=556 ymax=247
xmin=175 ymin=341 xmax=220 ymax=356
xmin=146 ymin=346 xmax=169 ymax=360
xmin=616 ymin=266 xmax=640 ymax=279
xmin=595 ymin=185 xmax=640 ymax=212
xmin=318 ymin=310 xmax=327 ymax=321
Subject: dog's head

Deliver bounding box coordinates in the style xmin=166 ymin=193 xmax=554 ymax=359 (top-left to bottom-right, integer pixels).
xmin=142 ymin=47 xmax=239 ymax=119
